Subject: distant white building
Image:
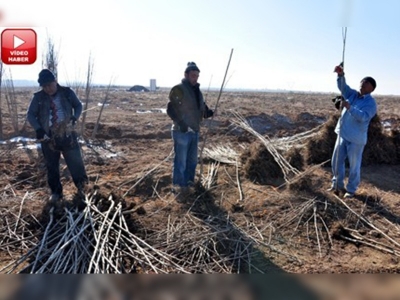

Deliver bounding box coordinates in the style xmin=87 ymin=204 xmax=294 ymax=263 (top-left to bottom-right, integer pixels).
xmin=150 ymin=79 xmax=156 ymax=92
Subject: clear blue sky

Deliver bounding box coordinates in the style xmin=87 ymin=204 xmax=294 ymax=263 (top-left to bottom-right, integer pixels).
xmin=1 ymin=0 xmax=400 ymax=95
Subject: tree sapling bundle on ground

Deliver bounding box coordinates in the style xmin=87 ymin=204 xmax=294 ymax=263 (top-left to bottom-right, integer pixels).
xmin=240 ymin=142 xmax=284 ymax=186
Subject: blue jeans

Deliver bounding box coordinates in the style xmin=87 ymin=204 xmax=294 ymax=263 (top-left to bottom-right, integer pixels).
xmin=172 ymin=130 xmax=199 ymax=187
xmin=331 ymin=136 xmax=365 ymax=193
xmin=41 ymin=132 xmax=88 ymax=195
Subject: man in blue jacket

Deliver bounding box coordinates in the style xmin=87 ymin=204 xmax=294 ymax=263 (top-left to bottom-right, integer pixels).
xmin=328 ymin=64 xmax=377 ymax=198
xmin=27 ymin=69 xmax=88 ymax=203
xmin=167 ymin=62 xmax=213 ymax=195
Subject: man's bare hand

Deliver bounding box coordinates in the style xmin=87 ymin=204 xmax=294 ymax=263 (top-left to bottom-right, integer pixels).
xmin=341 ymin=100 xmax=350 ymax=110
xmin=334 ymin=65 xmax=344 ymax=76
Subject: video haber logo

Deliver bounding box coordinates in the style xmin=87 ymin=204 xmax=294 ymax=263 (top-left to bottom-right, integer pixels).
xmin=1 ymin=28 xmax=37 ymax=65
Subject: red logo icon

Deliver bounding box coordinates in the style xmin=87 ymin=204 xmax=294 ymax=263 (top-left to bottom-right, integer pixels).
xmin=1 ymin=28 xmax=37 ymax=65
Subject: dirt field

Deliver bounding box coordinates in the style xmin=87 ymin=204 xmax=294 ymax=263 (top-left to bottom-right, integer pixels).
xmin=1 ymin=86 xmax=400 ymax=275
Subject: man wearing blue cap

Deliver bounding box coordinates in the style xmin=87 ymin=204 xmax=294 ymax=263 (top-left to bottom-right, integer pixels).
xmin=328 ymin=64 xmax=377 ymax=199
xmin=27 ymin=69 xmax=88 ymax=204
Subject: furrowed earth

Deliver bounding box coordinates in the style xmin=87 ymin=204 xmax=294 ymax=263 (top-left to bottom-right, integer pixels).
xmin=1 ymin=87 xmax=400 ymax=275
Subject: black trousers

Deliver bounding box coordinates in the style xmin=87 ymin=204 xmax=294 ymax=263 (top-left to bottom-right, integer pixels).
xmin=41 ymin=132 xmax=88 ymax=195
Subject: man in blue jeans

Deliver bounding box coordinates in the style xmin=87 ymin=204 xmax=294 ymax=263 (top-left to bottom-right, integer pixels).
xmin=27 ymin=69 xmax=88 ymax=204
xmin=167 ymin=62 xmax=214 ymax=195
xmin=328 ymin=64 xmax=377 ymax=198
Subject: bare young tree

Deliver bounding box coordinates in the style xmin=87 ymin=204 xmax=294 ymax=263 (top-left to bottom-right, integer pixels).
xmin=92 ymin=77 xmax=114 ymax=139
xmin=80 ymin=54 xmax=94 ymax=137
xmin=3 ymin=70 xmax=19 ymax=135
xmin=42 ymin=36 xmax=59 ymax=76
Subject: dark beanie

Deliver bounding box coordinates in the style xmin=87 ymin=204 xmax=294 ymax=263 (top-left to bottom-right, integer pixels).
xmin=362 ymin=76 xmax=376 ymax=90
xmin=185 ymin=62 xmax=200 ymax=74
xmin=38 ymin=69 xmax=56 ymax=86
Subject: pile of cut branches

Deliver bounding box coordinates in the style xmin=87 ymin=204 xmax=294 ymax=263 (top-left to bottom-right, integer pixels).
xmin=1 ymin=187 xmax=266 ymax=274
xmin=1 ymin=191 xmax=189 ymax=274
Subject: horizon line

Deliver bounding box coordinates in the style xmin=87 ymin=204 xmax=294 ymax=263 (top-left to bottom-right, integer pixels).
xmin=8 ymin=79 xmax=400 ymax=96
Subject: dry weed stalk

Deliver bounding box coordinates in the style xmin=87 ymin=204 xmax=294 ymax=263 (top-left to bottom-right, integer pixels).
xmin=231 ymin=111 xmax=300 ymax=182
xmin=237 ymin=218 xmax=302 ymax=265
xmin=0 ymin=194 xmax=41 ymax=255
xmin=274 ymin=196 xmax=333 ymax=258
xmin=277 ymin=160 xmax=330 ymax=190
xmin=121 ymin=149 xmax=173 ymax=197
xmin=149 ymin=213 xmax=261 ymax=273
xmin=201 ymin=162 xmax=219 ymax=190
xmin=235 ymin=159 xmax=244 ymax=202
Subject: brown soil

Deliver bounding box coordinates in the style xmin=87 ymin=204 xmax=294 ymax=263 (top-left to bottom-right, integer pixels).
xmin=1 ymin=87 xmax=400 ymax=275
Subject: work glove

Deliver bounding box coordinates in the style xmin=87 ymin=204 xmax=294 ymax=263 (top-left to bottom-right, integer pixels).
xmin=35 ymin=128 xmax=46 ymax=140
xmin=204 ymin=108 xmax=214 ymax=119
xmin=177 ymin=120 xmax=188 ymax=133
xmin=332 ymin=95 xmax=344 ymax=110
xmin=70 ymin=116 xmax=77 ymax=126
